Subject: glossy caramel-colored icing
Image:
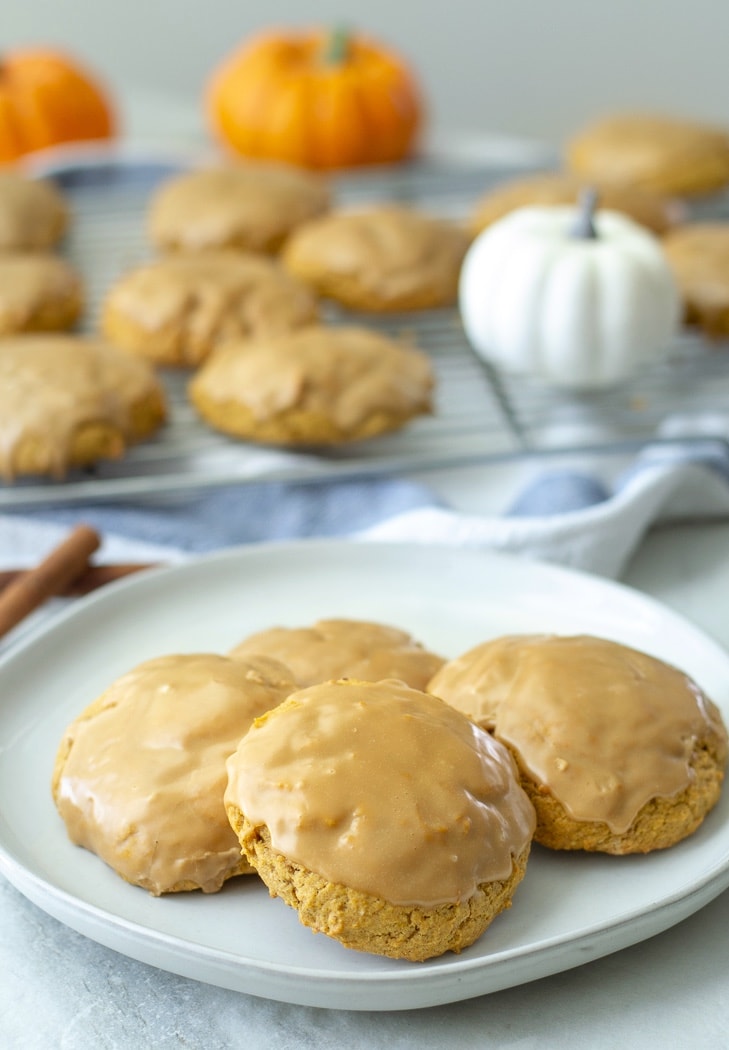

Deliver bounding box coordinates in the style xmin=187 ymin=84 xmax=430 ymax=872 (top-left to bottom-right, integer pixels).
xmin=0 ymin=173 xmax=68 ymax=250
xmin=53 ymin=653 xmax=297 ymax=895
xmin=0 ymin=334 xmax=164 ymax=479
xmin=189 ymin=324 xmax=434 ymax=434
xmin=0 ymin=253 xmax=83 ymax=333
xmin=102 ymin=250 xmax=318 ymax=363
xmin=663 ymin=223 xmax=729 ymax=335
xmin=148 ymin=164 xmax=331 ymax=254
xmin=566 ymin=113 xmax=729 ymax=197
xmin=225 ymin=679 xmax=536 ymax=906
xmin=428 ymin=634 xmax=728 ymax=834
xmin=229 ymin=618 xmax=445 ymax=689
xmin=282 ymin=204 xmax=469 ymax=310
xmin=469 ymin=171 xmax=682 ymax=238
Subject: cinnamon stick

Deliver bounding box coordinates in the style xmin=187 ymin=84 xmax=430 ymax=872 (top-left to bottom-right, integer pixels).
xmin=0 ymin=561 xmax=157 ymax=597
xmin=0 ymin=524 xmax=101 ymax=638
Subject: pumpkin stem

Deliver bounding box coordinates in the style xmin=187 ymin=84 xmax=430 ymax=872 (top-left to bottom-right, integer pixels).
xmin=571 ymin=187 xmax=599 ymax=239
xmin=322 ymin=26 xmax=350 ymax=65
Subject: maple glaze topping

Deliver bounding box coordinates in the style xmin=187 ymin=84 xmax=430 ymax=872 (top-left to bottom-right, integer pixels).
xmin=53 ymin=653 xmax=296 ymax=895
xmin=0 ymin=253 xmax=82 ymax=330
xmin=0 ymin=335 xmax=163 ymax=479
xmin=428 ymin=634 xmax=729 ymax=833
xmin=0 ymin=173 xmax=68 ymax=250
xmin=283 ymin=204 xmax=469 ymax=303
xmin=229 ymin=617 xmax=445 ymax=689
xmin=190 ymin=325 xmax=434 ymax=428
xmin=104 ymin=250 xmax=317 ymax=346
xmin=148 ymin=164 xmax=331 ymax=253
xmin=225 ymin=679 xmax=536 ymax=906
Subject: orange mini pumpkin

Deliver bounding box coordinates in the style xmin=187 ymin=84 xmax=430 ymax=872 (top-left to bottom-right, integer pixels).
xmin=207 ymin=26 xmax=424 ymax=170
xmin=0 ymin=48 xmax=115 ymax=164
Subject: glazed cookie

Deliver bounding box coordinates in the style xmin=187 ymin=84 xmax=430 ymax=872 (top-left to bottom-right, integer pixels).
xmin=662 ymin=223 xmax=729 ymax=336
xmin=101 ymin=250 xmax=319 ymax=367
xmin=565 ymin=113 xmax=729 ymax=197
xmin=281 ymin=204 xmax=470 ymax=311
xmin=0 ymin=172 xmax=69 ymax=251
xmin=225 ymin=678 xmax=535 ymax=960
xmin=469 ymin=171 xmax=682 ymax=238
xmin=52 ymin=653 xmax=297 ymax=895
xmin=428 ymin=634 xmax=728 ymax=854
xmin=230 ymin=618 xmax=445 ymax=689
xmin=188 ymin=324 xmax=435 ymax=446
xmin=147 ymin=163 xmax=331 ymax=255
xmin=0 ymin=334 xmax=166 ymax=480
xmin=0 ymin=253 xmax=83 ymax=334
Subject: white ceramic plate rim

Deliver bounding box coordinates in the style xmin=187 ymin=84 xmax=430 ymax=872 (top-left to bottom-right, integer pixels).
xmin=0 ymin=539 xmax=728 ymax=1011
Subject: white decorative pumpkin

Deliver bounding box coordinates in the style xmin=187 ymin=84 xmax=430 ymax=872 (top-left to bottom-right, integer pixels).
xmin=458 ymin=194 xmax=681 ymax=390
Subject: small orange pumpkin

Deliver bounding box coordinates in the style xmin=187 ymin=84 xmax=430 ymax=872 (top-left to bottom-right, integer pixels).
xmin=0 ymin=48 xmax=115 ymax=164
xmin=206 ymin=26 xmax=424 ymax=170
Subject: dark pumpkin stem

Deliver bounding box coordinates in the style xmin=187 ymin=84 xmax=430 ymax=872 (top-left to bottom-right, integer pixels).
xmin=571 ymin=187 xmax=599 ymax=239
xmin=323 ymin=26 xmax=350 ymax=65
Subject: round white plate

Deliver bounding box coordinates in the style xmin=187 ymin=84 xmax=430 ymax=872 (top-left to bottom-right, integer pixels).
xmin=0 ymin=540 xmax=728 ymax=1012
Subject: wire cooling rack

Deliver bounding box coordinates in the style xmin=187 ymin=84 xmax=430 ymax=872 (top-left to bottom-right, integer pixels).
xmin=4 ymin=146 xmax=729 ymax=508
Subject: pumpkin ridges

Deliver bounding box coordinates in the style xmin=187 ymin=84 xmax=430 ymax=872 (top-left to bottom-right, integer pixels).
xmin=459 ymin=204 xmax=681 ymax=390
xmin=306 ymin=32 xmax=375 ymax=168
xmin=0 ymin=50 xmax=114 ymax=160
xmin=13 ymin=53 xmax=114 ymax=138
xmin=356 ymin=57 xmax=422 ymax=164
xmin=260 ymin=72 xmax=314 ymax=167
xmin=0 ymin=93 xmax=25 ymax=162
xmin=37 ymin=72 xmax=114 ymax=143
xmin=7 ymin=71 xmax=65 ymax=155
xmin=210 ymin=36 xmax=307 ymax=161
xmin=309 ymin=67 xmax=370 ymax=169
xmin=343 ymin=49 xmax=393 ymax=167
xmin=347 ymin=41 xmax=422 ymax=165
xmin=206 ymin=27 xmax=423 ymax=169
xmin=326 ymin=35 xmax=422 ymax=165
xmin=210 ymin=60 xmax=276 ymax=159
xmin=0 ymin=61 xmax=35 ymax=159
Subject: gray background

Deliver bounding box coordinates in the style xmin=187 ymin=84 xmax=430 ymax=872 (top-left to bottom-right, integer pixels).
xmin=4 ymin=0 xmax=728 ymax=147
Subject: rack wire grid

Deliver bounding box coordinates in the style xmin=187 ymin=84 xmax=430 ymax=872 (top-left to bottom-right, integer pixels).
xmin=4 ymin=148 xmax=729 ymax=509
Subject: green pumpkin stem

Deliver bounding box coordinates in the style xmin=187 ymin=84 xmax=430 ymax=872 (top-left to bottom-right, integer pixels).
xmin=571 ymin=187 xmax=599 ymax=239
xmin=323 ymin=26 xmax=350 ymax=65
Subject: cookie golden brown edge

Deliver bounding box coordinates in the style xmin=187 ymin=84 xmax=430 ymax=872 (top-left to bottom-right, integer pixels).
xmin=101 ymin=250 xmax=320 ymax=367
xmin=428 ymin=633 xmax=728 ymax=854
xmin=188 ymin=324 xmax=435 ymax=446
xmin=225 ymin=678 xmax=536 ymax=960
xmin=281 ymin=204 xmax=470 ymax=312
xmin=565 ymin=112 xmax=729 ymax=198
xmin=0 ymin=334 xmax=167 ymax=480
xmin=229 ymin=617 xmax=445 ymax=689
xmin=52 ymin=653 xmax=297 ymax=895
xmin=147 ymin=162 xmax=331 ymax=255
